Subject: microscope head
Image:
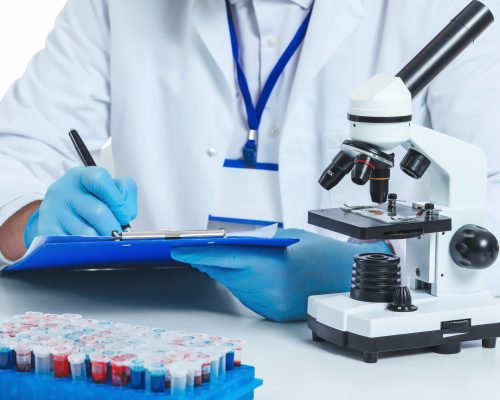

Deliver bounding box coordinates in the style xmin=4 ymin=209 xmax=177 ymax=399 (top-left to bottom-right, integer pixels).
xmin=319 ymin=75 xmax=410 ymax=204
xmin=319 ymin=1 xmax=494 ymax=204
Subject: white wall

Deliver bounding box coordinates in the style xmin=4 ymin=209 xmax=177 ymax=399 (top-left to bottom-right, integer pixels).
xmin=0 ymin=0 xmax=66 ymax=98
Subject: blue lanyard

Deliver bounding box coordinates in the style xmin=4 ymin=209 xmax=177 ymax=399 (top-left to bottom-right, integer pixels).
xmin=226 ymin=2 xmax=313 ymax=167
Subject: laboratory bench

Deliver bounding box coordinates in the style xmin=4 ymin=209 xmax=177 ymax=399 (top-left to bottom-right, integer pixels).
xmin=0 ymin=267 xmax=498 ymax=400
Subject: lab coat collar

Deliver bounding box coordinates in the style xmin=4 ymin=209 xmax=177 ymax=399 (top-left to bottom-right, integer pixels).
xmin=191 ymin=1 xmax=237 ymax=101
xmin=228 ymin=0 xmax=314 ymax=9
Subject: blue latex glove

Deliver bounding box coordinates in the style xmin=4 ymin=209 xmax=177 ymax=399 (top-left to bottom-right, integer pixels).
xmin=171 ymin=229 xmax=391 ymax=322
xmin=24 ymin=167 xmax=137 ymax=248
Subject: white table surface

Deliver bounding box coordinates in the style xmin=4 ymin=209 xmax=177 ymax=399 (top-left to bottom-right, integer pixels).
xmin=0 ymin=267 xmax=498 ymax=400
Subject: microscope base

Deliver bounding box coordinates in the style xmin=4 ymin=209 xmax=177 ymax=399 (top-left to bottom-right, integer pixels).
xmin=307 ymin=291 xmax=500 ymax=363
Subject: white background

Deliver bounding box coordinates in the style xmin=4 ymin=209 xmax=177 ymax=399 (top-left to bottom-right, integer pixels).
xmin=0 ymin=0 xmax=66 ymax=98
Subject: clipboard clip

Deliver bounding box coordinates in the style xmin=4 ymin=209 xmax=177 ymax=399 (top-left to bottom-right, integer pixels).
xmin=112 ymin=228 xmax=226 ymax=241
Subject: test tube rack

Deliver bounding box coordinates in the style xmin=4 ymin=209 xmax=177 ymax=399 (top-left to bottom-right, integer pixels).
xmin=0 ymin=312 xmax=263 ymax=399
xmin=0 ymin=364 xmax=262 ymax=399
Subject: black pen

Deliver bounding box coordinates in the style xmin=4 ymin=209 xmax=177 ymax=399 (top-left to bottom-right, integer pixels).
xmin=69 ymin=129 xmax=132 ymax=232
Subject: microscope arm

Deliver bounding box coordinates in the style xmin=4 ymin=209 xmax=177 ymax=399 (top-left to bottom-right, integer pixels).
xmin=404 ymin=124 xmax=487 ymax=209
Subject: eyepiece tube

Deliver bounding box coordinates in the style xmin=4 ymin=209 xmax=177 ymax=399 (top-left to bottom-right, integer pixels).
xmin=396 ymin=1 xmax=494 ymax=98
xmin=318 ymin=151 xmax=354 ymax=190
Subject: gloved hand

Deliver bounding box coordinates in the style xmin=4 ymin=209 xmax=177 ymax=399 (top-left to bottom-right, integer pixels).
xmin=171 ymin=229 xmax=391 ymax=322
xmin=24 ymin=167 xmax=137 ymax=248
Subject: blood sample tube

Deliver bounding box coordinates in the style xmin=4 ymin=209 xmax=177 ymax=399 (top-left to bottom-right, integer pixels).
xmin=52 ymin=345 xmax=71 ymax=378
xmin=15 ymin=343 xmax=32 ymax=372
xmin=68 ymin=353 xmax=87 ymax=381
xmin=146 ymin=362 xmax=166 ymax=393
xmin=33 ymin=346 xmax=51 ymax=375
xmin=169 ymin=363 xmax=188 ymax=398
xmin=90 ymin=353 xmax=109 ymax=384
xmin=130 ymin=359 xmax=146 ymax=390
xmin=197 ymin=353 xmax=211 ymax=384
xmin=232 ymin=340 xmax=246 ymax=367
xmin=110 ymin=355 xmax=128 ymax=387
xmin=190 ymin=359 xmax=202 ymax=387
xmin=121 ymin=353 xmax=136 ymax=384
xmin=0 ymin=338 xmax=13 ymax=369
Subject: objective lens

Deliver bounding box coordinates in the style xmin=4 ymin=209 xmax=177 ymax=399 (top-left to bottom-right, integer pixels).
xmin=351 ymin=155 xmax=375 ymax=185
xmin=369 ymin=168 xmax=390 ymax=204
xmin=318 ymin=151 xmax=354 ymax=190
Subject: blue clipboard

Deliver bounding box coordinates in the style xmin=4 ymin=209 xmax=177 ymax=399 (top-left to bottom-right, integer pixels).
xmin=4 ymin=235 xmax=299 ymax=272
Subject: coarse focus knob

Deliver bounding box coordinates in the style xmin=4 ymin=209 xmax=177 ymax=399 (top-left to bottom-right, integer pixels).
xmin=400 ymin=148 xmax=431 ymax=179
xmin=387 ymin=286 xmax=418 ymax=312
xmin=450 ymin=224 xmax=499 ymax=269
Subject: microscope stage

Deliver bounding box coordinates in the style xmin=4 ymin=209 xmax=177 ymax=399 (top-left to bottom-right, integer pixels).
xmin=308 ymin=204 xmax=452 ymax=240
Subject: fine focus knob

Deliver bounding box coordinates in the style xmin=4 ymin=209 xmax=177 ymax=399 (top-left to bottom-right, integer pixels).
xmin=387 ymin=286 xmax=418 ymax=312
xmin=450 ymin=224 xmax=499 ymax=269
xmin=400 ymin=148 xmax=431 ymax=179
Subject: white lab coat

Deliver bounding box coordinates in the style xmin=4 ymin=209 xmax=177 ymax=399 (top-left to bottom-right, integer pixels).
xmin=0 ymin=0 xmax=499 ymax=292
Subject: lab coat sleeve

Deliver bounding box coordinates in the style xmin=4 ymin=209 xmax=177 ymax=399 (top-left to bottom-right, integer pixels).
xmin=0 ymin=0 xmax=110 ymax=239
xmin=425 ymin=0 xmax=500 ymax=294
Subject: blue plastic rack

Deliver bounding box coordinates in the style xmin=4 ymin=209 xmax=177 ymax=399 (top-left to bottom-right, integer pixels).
xmin=0 ymin=365 xmax=263 ymax=400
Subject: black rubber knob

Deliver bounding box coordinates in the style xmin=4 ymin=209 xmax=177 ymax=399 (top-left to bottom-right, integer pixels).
xmin=400 ymin=148 xmax=431 ymax=179
xmin=450 ymin=224 xmax=499 ymax=269
xmin=387 ymin=286 xmax=418 ymax=312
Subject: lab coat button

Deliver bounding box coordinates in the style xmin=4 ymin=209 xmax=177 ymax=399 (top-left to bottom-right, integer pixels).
xmin=207 ymin=148 xmax=217 ymax=157
xmin=269 ymin=126 xmax=280 ymax=137
xmin=267 ymin=35 xmax=278 ymax=47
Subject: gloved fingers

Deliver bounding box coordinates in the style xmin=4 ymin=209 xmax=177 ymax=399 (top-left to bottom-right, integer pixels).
xmin=78 ymin=167 xmax=133 ymax=226
xmin=171 ymin=245 xmax=281 ymax=269
xmin=54 ymin=211 xmax=100 ymax=236
xmin=69 ymin=193 xmax=122 ymax=236
xmin=114 ymin=177 xmax=138 ymax=220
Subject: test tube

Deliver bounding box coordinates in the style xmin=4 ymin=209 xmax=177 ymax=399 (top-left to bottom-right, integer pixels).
xmin=232 ymin=339 xmax=246 ymax=367
xmin=188 ymin=358 xmax=203 ymax=387
xmin=216 ymin=348 xmax=227 ymax=378
xmin=68 ymin=353 xmax=87 ymax=381
xmin=209 ymin=351 xmax=220 ymax=381
xmin=186 ymin=362 xmax=195 ymax=394
xmin=121 ymin=353 xmax=136 ymax=384
xmin=223 ymin=342 xmax=236 ymax=371
xmin=146 ymin=362 xmax=166 ymax=393
xmin=169 ymin=363 xmax=188 ymax=398
xmin=130 ymin=359 xmax=146 ymax=389
xmin=15 ymin=343 xmax=32 ymax=372
xmin=33 ymin=346 xmax=51 ymax=375
xmin=110 ymin=355 xmax=128 ymax=386
xmin=51 ymin=345 xmax=71 ymax=378
xmin=0 ymin=338 xmax=12 ymax=369
xmin=197 ymin=353 xmax=211 ymax=384
xmin=90 ymin=353 xmax=109 ymax=384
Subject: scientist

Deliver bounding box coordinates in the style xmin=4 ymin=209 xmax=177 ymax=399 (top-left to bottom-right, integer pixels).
xmin=0 ymin=0 xmax=499 ymax=322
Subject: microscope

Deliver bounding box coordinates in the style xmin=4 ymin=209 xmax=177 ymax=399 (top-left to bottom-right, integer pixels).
xmin=307 ymin=1 xmax=500 ymax=363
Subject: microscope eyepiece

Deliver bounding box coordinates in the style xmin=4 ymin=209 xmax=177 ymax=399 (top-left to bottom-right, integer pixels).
xmin=351 ymin=155 xmax=375 ymax=185
xmin=318 ymin=151 xmax=355 ymax=190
